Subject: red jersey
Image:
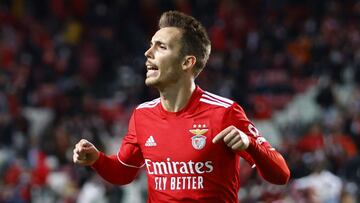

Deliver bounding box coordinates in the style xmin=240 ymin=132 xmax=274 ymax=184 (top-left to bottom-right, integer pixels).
xmin=92 ymin=86 xmax=290 ymax=203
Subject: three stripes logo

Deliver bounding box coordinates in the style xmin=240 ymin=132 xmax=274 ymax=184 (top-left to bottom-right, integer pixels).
xmin=145 ymin=135 xmax=157 ymax=147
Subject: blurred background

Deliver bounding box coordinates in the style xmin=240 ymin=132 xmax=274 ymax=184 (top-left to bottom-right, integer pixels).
xmin=1 ymin=0 xmax=360 ymax=202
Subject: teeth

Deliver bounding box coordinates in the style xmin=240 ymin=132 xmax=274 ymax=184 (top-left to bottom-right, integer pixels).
xmin=146 ymin=65 xmax=157 ymax=70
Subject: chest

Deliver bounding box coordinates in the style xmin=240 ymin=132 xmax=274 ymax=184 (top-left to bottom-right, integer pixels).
xmin=135 ymin=113 xmax=223 ymax=162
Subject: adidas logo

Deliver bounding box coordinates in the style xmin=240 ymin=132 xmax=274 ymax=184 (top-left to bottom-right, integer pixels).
xmin=145 ymin=136 xmax=157 ymax=147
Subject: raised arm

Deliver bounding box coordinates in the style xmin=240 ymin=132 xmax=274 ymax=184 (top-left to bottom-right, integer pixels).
xmin=73 ymin=112 xmax=145 ymax=185
xmin=213 ymin=103 xmax=290 ymax=185
xmin=73 ymin=139 xmax=142 ymax=185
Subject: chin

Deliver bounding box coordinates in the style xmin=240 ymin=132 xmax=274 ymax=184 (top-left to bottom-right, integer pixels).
xmin=145 ymin=78 xmax=159 ymax=87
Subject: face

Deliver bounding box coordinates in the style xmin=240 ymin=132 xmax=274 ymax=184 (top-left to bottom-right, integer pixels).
xmin=144 ymin=27 xmax=184 ymax=88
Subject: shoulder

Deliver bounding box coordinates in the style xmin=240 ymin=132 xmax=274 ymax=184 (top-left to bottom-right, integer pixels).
xmin=135 ymin=98 xmax=161 ymax=110
xmin=199 ymin=91 xmax=235 ymax=109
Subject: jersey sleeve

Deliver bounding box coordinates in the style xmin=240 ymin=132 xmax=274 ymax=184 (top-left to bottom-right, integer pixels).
xmin=224 ymin=103 xmax=290 ymax=185
xmin=91 ymin=111 xmax=144 ymax=185
xmin=117 ymin=111 xmax=145 ymax=167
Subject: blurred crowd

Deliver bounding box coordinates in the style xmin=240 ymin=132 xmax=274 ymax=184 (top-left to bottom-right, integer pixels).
xmin=1 ymin=0 xmax=360 ymax=202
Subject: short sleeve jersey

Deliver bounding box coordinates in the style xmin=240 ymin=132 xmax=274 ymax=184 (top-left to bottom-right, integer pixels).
xmin=117 ymin=86 xmax=274 ymax=203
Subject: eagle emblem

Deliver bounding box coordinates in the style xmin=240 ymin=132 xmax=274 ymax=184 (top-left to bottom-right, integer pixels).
xmin=189 ymin=128 xmax=208 ymax=150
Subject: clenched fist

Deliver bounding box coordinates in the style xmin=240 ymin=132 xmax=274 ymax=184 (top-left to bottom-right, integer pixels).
xmin=212 ymin=125 xmax=250 ymax=150
xmin=73 ymin=139 xmax=100 ymax=166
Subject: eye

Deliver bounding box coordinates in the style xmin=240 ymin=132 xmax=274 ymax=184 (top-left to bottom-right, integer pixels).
xmin=159 ymin=44 xmax=167 ymax=50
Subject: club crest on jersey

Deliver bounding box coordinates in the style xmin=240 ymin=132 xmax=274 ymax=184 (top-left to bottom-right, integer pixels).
xmin=189 ymin=124 xmax=208 ymax=150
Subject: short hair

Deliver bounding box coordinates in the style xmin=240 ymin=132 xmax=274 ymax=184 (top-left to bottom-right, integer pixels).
xmin=159 ymin=11 xmax=211 ymax=77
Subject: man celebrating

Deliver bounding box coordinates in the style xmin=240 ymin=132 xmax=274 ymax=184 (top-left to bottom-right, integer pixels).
xmin=73 ymin=11 xmax=290 ymax=202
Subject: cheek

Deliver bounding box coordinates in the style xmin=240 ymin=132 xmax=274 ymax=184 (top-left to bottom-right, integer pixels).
xmin=162 ymin=63 xmax=181 ymax=77
xmin=157 ymin=52 xmax=183 ymax=75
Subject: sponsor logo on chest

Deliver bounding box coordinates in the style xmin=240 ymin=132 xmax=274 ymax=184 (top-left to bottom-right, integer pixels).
xmin=144 ymin=123 xmax=214 ymax=191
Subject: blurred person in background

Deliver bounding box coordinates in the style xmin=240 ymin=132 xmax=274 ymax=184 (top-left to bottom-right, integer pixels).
xmin=73 ymin=10 xmax=290 ymax=203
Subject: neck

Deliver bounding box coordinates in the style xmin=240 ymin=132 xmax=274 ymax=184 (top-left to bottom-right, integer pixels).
xmin=158 ymin=80 xmax=196 ymax=112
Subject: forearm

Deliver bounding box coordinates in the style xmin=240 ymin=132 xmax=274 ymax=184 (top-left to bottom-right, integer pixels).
xmin=246 ymin=140 xmax=290 ymax=185
xmin=91 ymin=152 xmax=140 ymax=185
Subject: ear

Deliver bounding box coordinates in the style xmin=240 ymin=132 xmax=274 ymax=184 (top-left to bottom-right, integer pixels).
xmin=182 ymin=55 xmax=196 ymax=71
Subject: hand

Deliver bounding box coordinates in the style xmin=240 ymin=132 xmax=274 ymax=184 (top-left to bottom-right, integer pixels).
xmin=212 ymin=125 xmax=250 ymax=150
xmin=73 ymin=139 xmax=100 ymax=166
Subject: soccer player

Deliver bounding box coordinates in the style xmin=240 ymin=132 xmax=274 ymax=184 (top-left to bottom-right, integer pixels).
xmin=73 ymin=11 xmax=290 ymax=202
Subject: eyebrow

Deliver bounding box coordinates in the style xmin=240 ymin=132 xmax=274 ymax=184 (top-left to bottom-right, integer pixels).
xmin=150 ymin=40 xmax=167 ymax=46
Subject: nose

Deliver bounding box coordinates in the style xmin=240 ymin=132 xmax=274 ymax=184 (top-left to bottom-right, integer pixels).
xmin=144 ymin=46 xmax=154 ymax=59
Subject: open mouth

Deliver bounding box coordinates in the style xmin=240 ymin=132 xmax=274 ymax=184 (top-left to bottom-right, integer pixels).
xmin=146 ymin=62 xmax=158 ymax=71
xmin=146 ymin=62 xmax=159 ymax=77
xmin=147 ymin=66 xmax=158 ymax=70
